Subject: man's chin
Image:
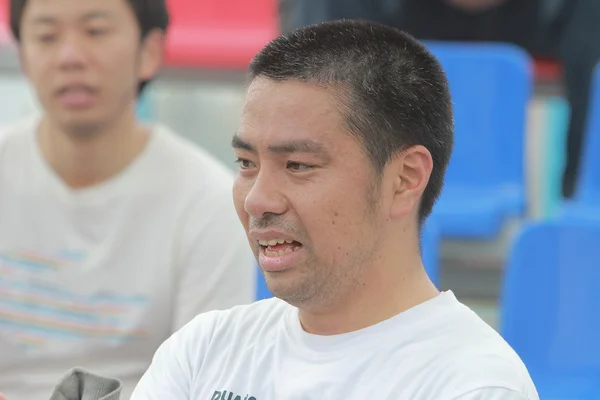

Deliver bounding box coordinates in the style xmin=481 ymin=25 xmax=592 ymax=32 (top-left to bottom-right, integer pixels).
xmin=263 ymin=272 xmax=316 ymax=304
xmin=59 ymin=117 xmax=106 ymax=139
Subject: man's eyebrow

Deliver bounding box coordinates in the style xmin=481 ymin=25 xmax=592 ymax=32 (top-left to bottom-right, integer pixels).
xmin=29 ymin=11 xmax=113 ymax=27
xmin=80 ymin=11 xmax=114 ymax=22
xmin=267 ymin=140 xmax=328 ymax=155
xmin=232 ymin=134 xmax=329 ymax=157
xmin=231 ymin=134 xmax=255 ymax=152
xmin=30 ymin=15 xmax=57 ymax=26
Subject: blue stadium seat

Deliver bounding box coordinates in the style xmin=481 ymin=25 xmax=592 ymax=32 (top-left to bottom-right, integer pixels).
xmin=421 ymin=217 xmax=441 ymax=287
xmin=500 ymin=220 xmax=600 ymax=399
xmin=560 ymin=64 xmax=600 ymax=221
xmin=255 ymin=217 xmax=441 ymax=300
xmin=256 ymin=261 xmax=272 ymax=301
xmin=135 ymin=89 xmax=154 ymax=123
xmin=425 ymin=42 xmax=532 ymax=239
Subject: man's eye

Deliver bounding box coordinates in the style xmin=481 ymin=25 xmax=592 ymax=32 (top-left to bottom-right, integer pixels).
xmin=235 ymin=158 xmax=256 ymax=169
xmin=88 ymin=28 xmax=108 ymax=37
xmin=38 ymin=34 xmax=56 ymax=43
xmin=287 ymin=162 xmax=313 ymax=172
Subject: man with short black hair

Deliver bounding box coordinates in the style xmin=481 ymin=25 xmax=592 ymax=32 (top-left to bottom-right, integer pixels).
xmin=132 ymin=20 xmax=539 ymax=400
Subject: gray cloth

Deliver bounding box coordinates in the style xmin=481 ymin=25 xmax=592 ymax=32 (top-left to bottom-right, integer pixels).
xmin=279 ymin=0 xmax=568 ymax=33
xmin=49 ymin=369 xmax=122 ymax=400
xmin=541 ymin=0 xmax=567 ymax=22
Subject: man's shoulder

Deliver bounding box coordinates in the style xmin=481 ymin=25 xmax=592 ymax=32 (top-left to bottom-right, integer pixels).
xmin=141 ymin=124 xmax=238 ymax=208
xmin=0 ymin=117 xmax=36 ymax=150
xmin=151 ymin=124 xmax=235 ymax=186
xmin=167 ymin=298 xmax=290 ymax=358
xmin=424 ymin=305 xmax=538 ymax=399
xmin=435 ymin=349 xmax=538 ymax=400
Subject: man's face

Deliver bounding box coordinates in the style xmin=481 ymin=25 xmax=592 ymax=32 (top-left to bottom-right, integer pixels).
xmin=18 ymin=0 xmax=162 ymax=135
xmin=233 ymin=78 xmax=385 ymax=307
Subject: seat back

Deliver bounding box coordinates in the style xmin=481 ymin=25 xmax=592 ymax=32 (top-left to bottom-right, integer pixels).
xmin=164 ymin=0 xmax=279 ymax=69
xmin=500 ymin=220 xmax=600 ymax=374
xmin=0 ymin=0 xmax=11 ymax=45
xmin=575 ymin=64 xmax=600 ymax=203
xmin=421 ymin=218 xmax=440 ymax=286
xmin=167 ymin=0 xmax=276 ymax=29
xmin=427 ymin=42 xmax=531 ymax=209
xmin=256 ymin=263 xmax=271 ymax=301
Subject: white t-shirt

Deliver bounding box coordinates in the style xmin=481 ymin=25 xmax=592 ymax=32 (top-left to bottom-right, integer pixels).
xmin=0 ymin=118 xmax=256 ymax=399
xmin=132 ymin=292 xmax=539 ymax=400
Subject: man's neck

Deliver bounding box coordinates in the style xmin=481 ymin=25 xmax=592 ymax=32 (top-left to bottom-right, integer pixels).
xmin=38 ymin=111 xmax=149 ymax=189
xmin=298 ymin=243 xmax=439 ymax=336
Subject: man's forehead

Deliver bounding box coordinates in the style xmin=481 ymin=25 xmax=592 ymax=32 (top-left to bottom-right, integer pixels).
xmin=244 ymin=77 xmax=344 ymax=117
xmin=23 ymin=0 xmax=120 ymax=21
xmin=238 ymin=79 xmax=359 ymax=154
xmin=242 ymin=87 xmax=346 ymax=142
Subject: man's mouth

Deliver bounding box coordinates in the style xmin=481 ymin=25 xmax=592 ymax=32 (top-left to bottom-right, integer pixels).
xmin=258 ymin=239 xmax=303 ymax=257
xmin=56 ymin=85 xmax=97 ymax=108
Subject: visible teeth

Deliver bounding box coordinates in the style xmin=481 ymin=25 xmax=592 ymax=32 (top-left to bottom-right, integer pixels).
xmin=263 ymin=246 xmax=297 ymax=257
xmin=259 ymin=238 xmax=296 ymax=246
xmin=277 ymin=248 xmax=293 ymax=256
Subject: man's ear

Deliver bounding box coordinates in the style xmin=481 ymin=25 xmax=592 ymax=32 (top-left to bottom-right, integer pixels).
xmin=388 ymin=145 xmax=433 ymax=219
xmin=138 ymin=29 xmax=165 ymax=83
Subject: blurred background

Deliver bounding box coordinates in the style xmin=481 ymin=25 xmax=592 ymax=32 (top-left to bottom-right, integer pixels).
xmin=1 ymin=0 xmax=600 ymax=395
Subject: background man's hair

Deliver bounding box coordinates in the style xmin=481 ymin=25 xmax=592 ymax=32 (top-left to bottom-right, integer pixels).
xmin=9 ymin=0 xmax=170 ymax=94
xmin=249 ymin=19 xmax=454 ymax=225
